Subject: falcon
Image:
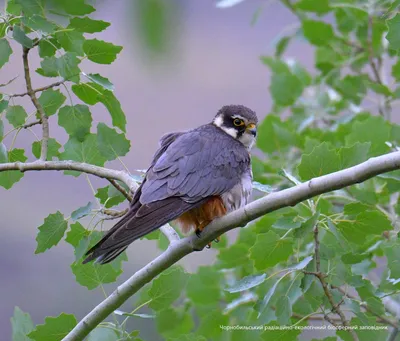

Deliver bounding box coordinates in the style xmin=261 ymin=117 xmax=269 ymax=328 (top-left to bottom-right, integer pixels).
xmin=83 ymin=105 xmax=258 ymax=264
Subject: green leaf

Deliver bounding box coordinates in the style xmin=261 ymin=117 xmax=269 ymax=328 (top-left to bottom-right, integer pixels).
xmin=297 ymin=142 xmax=338 ymax=180
xmin=98 ymin=89 xmax=126 ymax=131
xmin=0 ymin=148 xmax=27 ymax=189
xmin=72 ymin=82 xmax=126 ymax=131
xmin=274 ymin=36 xmax=291 ymax=58
xmin=225 ymin=273 xmax=266 ymax=293
xmin=295 ymin=0 xmax=330 ymax=14
xmin=95 ymin=185 xmax=126 ymax=208
xmin=58 ymin=105 xmax=92 ymax=141
xmin=386 ymin=14 xmax=400 ymax=52
xmin=250 ymin=231 xmax=293 ymax=271
xmin=71 ymin=261 xmax=123 ymax=290
xmin=384 ymin=242 xmax=400 ymax=278
xmin=337 ymin=206 xmax=392 ymax=245
xmin=68 ymin=17 xmax=110 ymax=33
xmin=0 ymin=99 xmax=8 ymax=115
xmin=335 ymin=75 xmax=368 ymax=105
xmin=56 ymin=0 xmax=95 ymax=16
xmin=83 ymin=39 xmax=123 ymax=64
xmin=86 ymin=327 xmax=118 ymax=341
xmin=37 ymin=53 xmax=80 ymax=80
xmin=217 ymin=243 xmax=249 ymax=269
xmin=55 ymin=31 xmax=84 ymax=55
xmin=71 ymin=202 xmax=93 ymax=221
xmin=38 ymin=89 xmax=66 ymax=116
xmin=11 ymin=306 xmax=34 ymax=341
xmin=84 ymin=73 xmax=114 ymax=91
xmin=14 ymin=0 xmax=44 ymax=16
xmin=12 ymin=25 xmax=33 ymax=48
xmin=392 ymin=59 xmax=400 ymax=82
xmin=156 ymin=307 xmax=193 ymax=339
xmin=71 ymin=83 xmax=100 ymax=105
xmin=276 ymin=296 xmax=291 ymax=325
xmin=302 ymin=20 xmax=334 ymax=46
xmin=32 ymin=138 xmax=61 ymax=160
xmin=6 ymin=105 xmax=27 ymax=127
xmin=57 ymin=53 xmax=81 ymax=80
xmin=257 ymin=115 xmax=297 ymax=153
xmin=297 ymin=142 xmax=371 ymax=181
xmin=270 ymin=71 xmax=303 ymax=106
xmin=0 ymin=38 xmax=12 ymax=69
xmin=21 ymin=15 xmax=56 ymax=34
xmin=60 ymin=135 xmax=107 ymax=176
xmin=65 ymin=222 xmax=87 ymax=248
xmin=35 ymin=211 xmax=68 ymax=254
xmin=186 ymin=267 xmax=221 ymax=305
xmin=147 ymin=267 xmax=188 ymax=311
xmin=346 ymin=116 xmax=391 ymax=156
xmin=196 ymin=307 xmax=229 ymax=339
xmin=293 ymin=212 xmax=320 ymax=239
xmin=97 ymin=123 xmax=130 ymax=161
xmin=27 ymin=313 xmax=77 ymax=341
xmin=38 ymin=38 xmax=60 ymax=58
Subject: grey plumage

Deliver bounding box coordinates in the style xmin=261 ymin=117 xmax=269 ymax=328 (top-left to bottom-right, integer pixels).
xmin=83 ymin=105 xmax=257 ymax=264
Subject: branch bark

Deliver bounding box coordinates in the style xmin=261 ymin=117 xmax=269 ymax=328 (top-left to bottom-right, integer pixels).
xmin=22 ymin=47 xmax=49 ymax=161
xmin=0 ymin=160 xmax=138 ymax=191
xmin=57 ymin=151 xmax=400 ymax=340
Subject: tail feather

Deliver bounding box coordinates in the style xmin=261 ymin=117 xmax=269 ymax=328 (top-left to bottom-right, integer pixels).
xmin=82 ymin=197 xmax=204 ymax=265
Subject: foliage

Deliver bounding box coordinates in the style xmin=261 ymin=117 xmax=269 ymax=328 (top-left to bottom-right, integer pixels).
xmin=2 ymin=0 xmax=400 ymax=340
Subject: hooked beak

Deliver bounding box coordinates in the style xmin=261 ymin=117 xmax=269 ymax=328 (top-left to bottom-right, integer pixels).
xmin=246 ymin=123 xmax=257 ymax=137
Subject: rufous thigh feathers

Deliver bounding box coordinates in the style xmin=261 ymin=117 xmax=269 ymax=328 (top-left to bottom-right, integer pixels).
xmin=175 ymin=196 xmax=227 ymax=234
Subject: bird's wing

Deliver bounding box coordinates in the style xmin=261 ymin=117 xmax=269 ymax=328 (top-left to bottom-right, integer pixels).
xmin=84 ymin=126 xmax=250 ymax=264
xmin=140 ymin=124 xmax=250 ymax=204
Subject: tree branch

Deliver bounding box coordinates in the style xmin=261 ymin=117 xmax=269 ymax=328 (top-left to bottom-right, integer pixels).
xmin=9 ymin=79 xmax=67 ymax=98
xmin=0 ymin=160 xmax=138 ymax=191
xmin=107 ymin=179 xmax=132 ymax=202
xmin=22 ymin=47 xmax=49 ymax=161
xmin=61 ymin=151 xmax=400 ymax=340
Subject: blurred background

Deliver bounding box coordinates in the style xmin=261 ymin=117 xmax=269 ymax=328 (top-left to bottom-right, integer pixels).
xmin=0 ymin=0 xmax=314 ymax=339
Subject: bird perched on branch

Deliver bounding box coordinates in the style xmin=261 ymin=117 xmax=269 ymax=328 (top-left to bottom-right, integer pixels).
xmin=83 ymin=105 xmax=258 ymax=264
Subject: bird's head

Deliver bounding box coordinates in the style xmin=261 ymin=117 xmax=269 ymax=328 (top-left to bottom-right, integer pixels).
xmin=212 ymin=105 xmax=258 ymax=149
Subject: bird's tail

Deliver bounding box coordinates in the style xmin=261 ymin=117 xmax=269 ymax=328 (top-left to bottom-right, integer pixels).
xmin=83 ymin=245 xmax=127 ymax=264
xmin=82 ymin=208 xmax=137 ymax=264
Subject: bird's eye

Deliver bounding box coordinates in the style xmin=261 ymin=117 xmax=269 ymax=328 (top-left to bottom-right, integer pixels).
xmin=233 ymin=118 xmax=244 ymax=126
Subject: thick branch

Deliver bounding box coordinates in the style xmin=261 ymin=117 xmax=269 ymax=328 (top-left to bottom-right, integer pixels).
xmin=0 ymin=160 xmax=137 ymax=191
xmin=22 ymin=47 xmax=49 ymax=161
xmin=62 ymin=151 xmax=400 ymax=340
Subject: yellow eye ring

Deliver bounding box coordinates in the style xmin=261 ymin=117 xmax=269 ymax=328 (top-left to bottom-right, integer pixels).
xmin=233 ymin=118 xmax=244 ymax=126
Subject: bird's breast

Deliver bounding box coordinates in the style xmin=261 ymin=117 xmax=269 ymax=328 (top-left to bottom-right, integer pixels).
xmin=221 ymin=171 xmax=253 ymax=212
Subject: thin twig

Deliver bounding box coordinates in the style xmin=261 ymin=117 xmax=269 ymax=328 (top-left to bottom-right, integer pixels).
xmin=108 ymin=179 xmax=132 ymax=202
xmin=10 ymin=79 xmax=68 ymax=98
xmin=101 ymin=208 xmax=129 ymax=218
xmin=333 ymin=285 xmax=399 ymax=329
xmin=22 ymin=119 xmax=41 ymax=129
xmin=309 ymin=222 xmax=359 ymax=341
xmin=22 ymin=47 xmax=49 ymax=160
xmin=0 ymin=75 xmax=19 ymax=88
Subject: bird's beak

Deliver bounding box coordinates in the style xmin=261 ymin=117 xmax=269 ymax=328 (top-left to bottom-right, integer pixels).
xmin=246 ymin=123 xmax=257 ymax=137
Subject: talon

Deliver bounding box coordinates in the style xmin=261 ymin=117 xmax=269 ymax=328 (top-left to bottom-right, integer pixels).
xmin=214 ymin=236 xmax=220 ymax=243
xmin=195 ymin=229 xmax=202 ymax=238
xmin=206 ymin=243 xmax=212 ymax=249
